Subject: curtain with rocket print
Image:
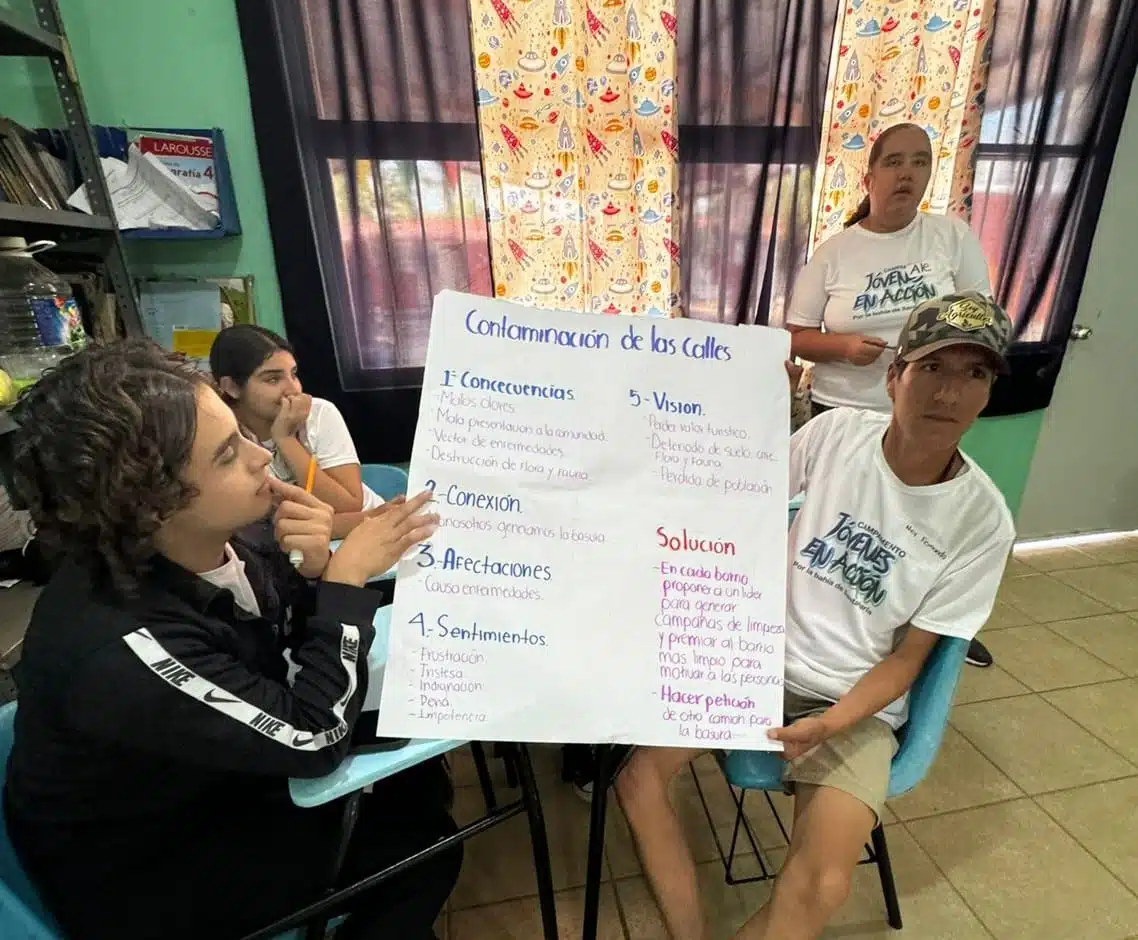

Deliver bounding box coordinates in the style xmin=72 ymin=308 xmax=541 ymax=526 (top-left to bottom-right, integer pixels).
xmin=813 ymin=0 xmax=995 ymax=246
xmin=469 ymin=0 xmax=680 ymax=317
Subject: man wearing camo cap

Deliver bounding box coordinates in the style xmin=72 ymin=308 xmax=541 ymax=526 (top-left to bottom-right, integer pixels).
xmin=896 ymin=290 xmax=1013 ymax=373
xmin=891 ymin=290 xmax=1013 ymax=671
xmin=618 ymin=291 xmax=1016 ymax=940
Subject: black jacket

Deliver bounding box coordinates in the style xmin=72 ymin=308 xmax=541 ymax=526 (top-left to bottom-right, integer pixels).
xmin=4 ymin=531 xmax=380 ymax=919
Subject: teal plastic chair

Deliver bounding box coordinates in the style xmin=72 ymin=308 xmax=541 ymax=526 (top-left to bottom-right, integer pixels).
xmin=703 ymin=637 xmax=969 ymax=930
xmin=0 ymin=702 xmax=344 ymax=940
xmin=0 ymin=702 xmax=62 ymax=940
xmin=360 ymin=464 xmax=408 ymax=502
xmin=690 ymin=493 xmax=967 ymax=929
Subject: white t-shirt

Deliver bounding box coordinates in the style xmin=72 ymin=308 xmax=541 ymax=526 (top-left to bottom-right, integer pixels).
xmin=785 ymin=408 xmax=1015 ymax=728
xmin=201 ymin=543 xmax=308 ymax=683
xmin=264 ymin=397 xmax=383 ymax=510
xmin=787 ymin=213 xmax=991 ymax=412
xmin=199 ymin=544 xmax=262 ymax=617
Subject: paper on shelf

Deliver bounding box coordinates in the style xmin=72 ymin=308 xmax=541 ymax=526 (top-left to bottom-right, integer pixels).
xmin=171 ymin=328 xmax=219 ymax=361
xmin=67 ymin=144 xmax=217 ymax=231
xmin=137 ymin=281 xmax=221 ymax=371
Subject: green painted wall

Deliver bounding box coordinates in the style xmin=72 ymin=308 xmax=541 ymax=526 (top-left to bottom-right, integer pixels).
xmin=0 ymin=0 xmax=1045 ymax=513
xmin=963 ymin=410 xmax=1044 ymax=518
xmin=0 ymin=0 xmax=284 ymax=333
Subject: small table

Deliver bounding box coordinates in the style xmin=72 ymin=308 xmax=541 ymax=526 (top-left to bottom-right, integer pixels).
xmin=290 ymin=608 xmax=463 ymax=808
xmin=243 ymin=607 xmax=559 ymax=940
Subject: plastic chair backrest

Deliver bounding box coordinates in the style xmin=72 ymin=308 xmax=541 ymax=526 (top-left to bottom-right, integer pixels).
xmin=886 ymin=635 xmax=968 ymax=797
xmin=0 ymin=703 xmax=64 ymax=940
xmin=360 ymin=464 xmax=409 ymax=502
xmin=721 ymin=633 xmax=968 ymax=800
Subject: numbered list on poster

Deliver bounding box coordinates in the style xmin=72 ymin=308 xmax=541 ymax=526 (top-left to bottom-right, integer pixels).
xmin=377 ymin=291 xmax=791 ymax=749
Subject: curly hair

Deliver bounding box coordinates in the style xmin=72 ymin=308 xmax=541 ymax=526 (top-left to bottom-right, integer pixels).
xmin=11 ymin=340 xmax=210 ymax=594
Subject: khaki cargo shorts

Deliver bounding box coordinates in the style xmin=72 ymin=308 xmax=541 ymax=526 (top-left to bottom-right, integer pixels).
xmin=780 ymin=690 xmax=898 ymax=824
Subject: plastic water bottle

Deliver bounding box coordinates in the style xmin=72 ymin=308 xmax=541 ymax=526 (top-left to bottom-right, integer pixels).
xmin=0 ymin=237 xmax=87 ymax=355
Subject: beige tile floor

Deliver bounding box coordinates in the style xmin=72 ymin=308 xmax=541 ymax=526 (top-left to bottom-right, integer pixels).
xmin=437 ymin=539 xmax=1138 ymax=939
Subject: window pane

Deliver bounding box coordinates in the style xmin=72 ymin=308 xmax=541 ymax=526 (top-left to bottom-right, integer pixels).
xmin=329 ymin=159 xmax=491 ymax=372
xmin=970 ymin=155 xmax=1075 ymax=341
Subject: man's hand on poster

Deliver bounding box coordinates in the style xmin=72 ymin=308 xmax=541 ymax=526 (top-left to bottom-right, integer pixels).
xmin=768 ymin=714 xmax=830 ymax=762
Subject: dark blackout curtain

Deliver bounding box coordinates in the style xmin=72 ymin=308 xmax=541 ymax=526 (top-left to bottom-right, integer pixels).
xmin=677 ymin=0 xmax=837 ymax=327
xmin=238 ymin=0 xmax=488 ymax=460
xmin=972 ymin=0 xmax=1138 ymax=413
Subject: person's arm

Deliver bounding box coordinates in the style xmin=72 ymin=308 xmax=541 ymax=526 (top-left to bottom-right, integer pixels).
xmin=64 ymin=579 xmax=381 ymax=779
xmin=785 ymin=250 xmax=885 ymax=364
xmin=787 ymin=408 xmax=834 ymax=497
xmin=332 ymin=496 xmax=405 ymax=539
xmin=332 ymin=510 xmax=369 ymax=540
xmin=769 ymin=624 xmax=938 ymax=759
xmin=276 ymin=434 xmax=363 ymax=513
xmin=772 ymin=520 xmax=1014 ymax=758
xmin=821 ymin=626 xmax=939 ymax=734
xmin=788 ymin=326 xmax=886 ymax=364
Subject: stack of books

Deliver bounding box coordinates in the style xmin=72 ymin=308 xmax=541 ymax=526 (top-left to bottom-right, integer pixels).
xmin=0 ymin=117 xmax=73 ymax=211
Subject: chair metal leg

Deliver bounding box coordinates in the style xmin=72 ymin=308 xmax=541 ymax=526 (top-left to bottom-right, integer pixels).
xmin=687 ymin=766 xmax=776 ymax=885
xmin=514 ymin=743 xmax=559 ymax=940
xmin=582 ymin=743 xmax=614 ymax=940
xmin=497 ymin=741 xmax=520 ymax=788
xmin=469 ymin=741 xmax=498 ymax=812
xmin=304 ymin=789 xmax=363 ymax=939
xmin=870 ymin=824 xmax=903 ymax=929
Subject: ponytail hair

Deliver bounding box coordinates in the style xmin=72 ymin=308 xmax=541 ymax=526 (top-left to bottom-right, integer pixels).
xmin=845 ymin=195 xmax=871 ymax=228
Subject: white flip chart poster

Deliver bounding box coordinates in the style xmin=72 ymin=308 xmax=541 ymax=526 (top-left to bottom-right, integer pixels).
xmin=377 ymin=290 xmax=790 ymax=749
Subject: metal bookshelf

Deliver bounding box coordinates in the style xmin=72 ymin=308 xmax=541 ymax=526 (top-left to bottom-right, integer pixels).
xmin=0 ymin=0 xmax=141 ymax=333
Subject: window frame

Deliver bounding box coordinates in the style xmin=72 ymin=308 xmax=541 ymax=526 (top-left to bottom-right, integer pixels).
xmin=238 ymin=0 xmax=426 ymax=461
xmin=241 ymin=0 xmax=1138 ymax=443
xmin=969 ymin=129 xmax=1127 ymax=414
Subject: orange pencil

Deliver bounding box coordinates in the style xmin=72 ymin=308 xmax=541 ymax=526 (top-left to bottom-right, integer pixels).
xmin=290 ymin=456 xmax=318 ymax=567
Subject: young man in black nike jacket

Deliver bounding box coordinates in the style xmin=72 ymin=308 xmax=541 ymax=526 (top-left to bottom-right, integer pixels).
xmin=2 ymin=340 xmax=458 ymax=940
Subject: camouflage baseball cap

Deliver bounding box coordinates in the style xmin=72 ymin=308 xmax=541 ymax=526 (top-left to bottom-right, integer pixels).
xmin=896 ymin=291 xmax=1012 ymax=373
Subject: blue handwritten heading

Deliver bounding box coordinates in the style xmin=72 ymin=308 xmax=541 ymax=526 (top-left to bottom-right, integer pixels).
xmin=465 ymin=309 xmax=732 ymax=362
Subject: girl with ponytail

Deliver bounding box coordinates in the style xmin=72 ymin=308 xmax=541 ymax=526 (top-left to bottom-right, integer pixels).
xmin=845 ymin=193 xmax=872 ymax=229
xmin=785 ymin=122 xmax=993 ymax=416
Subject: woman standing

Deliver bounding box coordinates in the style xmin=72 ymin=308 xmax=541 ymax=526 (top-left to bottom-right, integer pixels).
xmin=788 ymin=123 xmax=991 ymax=414
xmin=786 ymin=123 xmax=997 ymax=668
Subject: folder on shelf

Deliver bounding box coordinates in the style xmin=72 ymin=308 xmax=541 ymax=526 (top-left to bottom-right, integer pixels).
xmin=138 ymin=277 xmax=256 ymax=366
